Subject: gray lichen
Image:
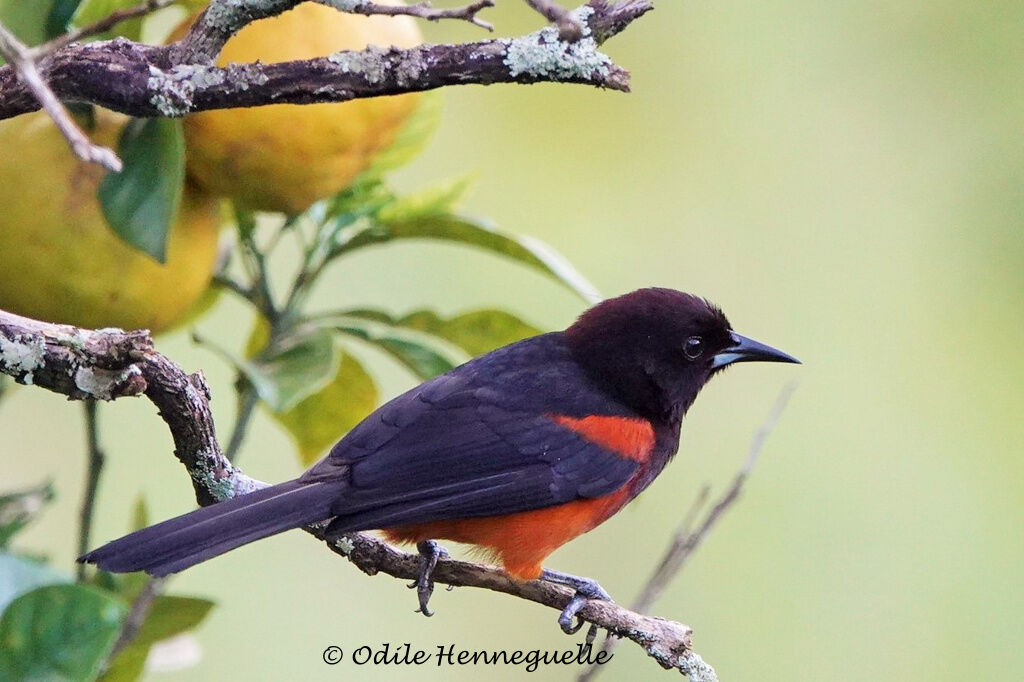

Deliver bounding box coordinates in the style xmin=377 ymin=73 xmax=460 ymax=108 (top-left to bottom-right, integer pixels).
xmin=147 ymin=65 xmax=198 ymax=117
xmin=333 ymin=535 xmax=355 ymax=555
xmin=73 ymin=365 xmax=142 ymax=400
xmin=224 ymin=63 xmax=270 ymax=90
xmin=0 ymin=335 xmax=46 ymax=385
xmin=321 ymin=0 xmax=368 ymax=11
xmin=679 ymin=651 xmax=718 ymax=682
xmin=502 ymin=6 xmax=611 ymax=80
xmin=327 ymin=44 xmax=390 ymax=85
xmin=189 ymin=448 xmax=236 ymax=502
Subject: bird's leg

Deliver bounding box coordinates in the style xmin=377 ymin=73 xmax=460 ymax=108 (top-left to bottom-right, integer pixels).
xmin=408 ymin=539 xmax=448 ymax=617
xmin=540 ymin=568 xmax=613 ymax=643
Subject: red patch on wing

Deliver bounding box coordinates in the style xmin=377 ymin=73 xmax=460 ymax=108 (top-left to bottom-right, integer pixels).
xmin=549 ymin=414 xmax=656 ymax=462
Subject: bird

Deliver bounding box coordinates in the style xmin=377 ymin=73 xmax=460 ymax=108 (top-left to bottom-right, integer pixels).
xmin=79 ymin=287 xmax=799 ymax=633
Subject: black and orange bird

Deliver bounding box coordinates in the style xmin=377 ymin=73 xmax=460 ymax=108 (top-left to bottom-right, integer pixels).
xmin=80 ymin=288 xmax=799 ymax=632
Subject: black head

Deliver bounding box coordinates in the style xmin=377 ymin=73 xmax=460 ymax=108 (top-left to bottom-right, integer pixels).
xmin=564 ymin=288 xmax=799 ymax=422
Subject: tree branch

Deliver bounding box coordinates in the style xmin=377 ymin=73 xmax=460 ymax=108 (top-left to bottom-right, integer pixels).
xmin=0 ymin=1 xmax=651 ymax=121
xmin=0 ymin=308 xmax=714 ymax=678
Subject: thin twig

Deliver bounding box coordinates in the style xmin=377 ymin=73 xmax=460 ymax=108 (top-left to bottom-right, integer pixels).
xmin=224 ymin=382 xmax=258 ymax=461
xmin=578 ymin=382 xmax=798 ymax=681
xmin=334 ymin=0 xmax=496 ymax=31
xmin=29 ymin=0 xmax=182 ymax=59
xmin=76 ymin=400 xmax=105 ymax=581
xmin=0 ymin=21 xmax=121 ymax=171
xmin=106 ymin=576 xmax=166 ymax=660
xmin=525 ymin=0 xmax=584 ymax=40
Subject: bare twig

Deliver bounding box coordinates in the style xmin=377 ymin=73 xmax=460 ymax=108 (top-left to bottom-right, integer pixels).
xmin=0 ymin=21 xmax=121 ymax=171
xmin=29 ymin=0 xmax=182 ymax=58
xmin=0 ymin=308 xmax=711 ymax=677
xmin=107 ymin=576 xmax=166 ymax=659
xmin=76 ymin=400 xmax=106 ymax=580
xmin=175 ymin=0 xmax=496 ymax=63
xmin=579 ymin=382 xmax=799 ymax=681
xmin=330 ymin=0 xmax=496 ymax=31
xmin=525 ymin=0 xmax=584 ymax=41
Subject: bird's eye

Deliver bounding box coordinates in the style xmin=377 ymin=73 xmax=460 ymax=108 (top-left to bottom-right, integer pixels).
xmin=684 ymin=335 xmax=705 ymax=360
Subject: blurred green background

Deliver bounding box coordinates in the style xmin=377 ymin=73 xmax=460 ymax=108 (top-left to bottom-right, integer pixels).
xmin=5 ymin=0 xmax=1024 ymax=680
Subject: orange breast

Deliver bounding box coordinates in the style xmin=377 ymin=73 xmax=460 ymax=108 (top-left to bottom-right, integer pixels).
xmin=383 ymin=414 xmax=655 ymax=580
xmin=383 ymin=488 xmax=631 ymax=580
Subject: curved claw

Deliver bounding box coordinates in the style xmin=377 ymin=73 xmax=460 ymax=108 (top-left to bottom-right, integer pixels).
xmin=558 ymin=593 xmax=590 ymax=634
xmin=541 ymin=568 xmax=614 ymax=640
xmin=411 ymin=540 xmax=448 ymax=618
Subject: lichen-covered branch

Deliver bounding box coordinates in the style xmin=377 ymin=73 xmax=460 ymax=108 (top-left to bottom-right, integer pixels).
xmin=0 ymin=1 xmax=651 ymax=121
xmin=0 ymin=308 xmax=714 ymax=679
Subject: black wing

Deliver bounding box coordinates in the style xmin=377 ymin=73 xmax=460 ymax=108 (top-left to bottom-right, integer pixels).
xmin=300 ymin=333 xmax=642 ymax=531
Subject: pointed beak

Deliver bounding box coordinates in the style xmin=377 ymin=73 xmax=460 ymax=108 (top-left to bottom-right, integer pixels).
xmin=711 ymin=331 xmax=801 ymax=370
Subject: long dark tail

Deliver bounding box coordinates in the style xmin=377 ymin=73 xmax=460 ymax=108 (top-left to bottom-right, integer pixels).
xmin=78 ymin=479 xmax=344 ymax=577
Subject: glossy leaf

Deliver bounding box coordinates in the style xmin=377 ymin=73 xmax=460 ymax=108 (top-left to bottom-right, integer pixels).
xmin=0 ymin=552 xmax=68 ymax=614
xmin=396 ymin=309 xmax=541 ymax=356
xmin=0 ymin=584 xmax=126 ymax=681
xmin=334 ymin=320 xmax=458 ymax=381
xmin=271 ymin=351 xmax=378 ymax=466
xmin=335 ymin=213 xmax=601 ymax=304
xmin=0 ymin=481 xmax=54 ymax=548
xmin=98 ymin=117 xmax=185 ymax=263
xmin=71 ymin=0 xmax=141 ymax=41
xmin=46 ymin=0 xmax=83 ymax=39
xmin=242 ymin=324 xmax=338 ymax=413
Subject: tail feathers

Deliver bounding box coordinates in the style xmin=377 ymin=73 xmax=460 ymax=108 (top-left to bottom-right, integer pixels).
xmin=79 ymin=479 xmax=343 ymax=576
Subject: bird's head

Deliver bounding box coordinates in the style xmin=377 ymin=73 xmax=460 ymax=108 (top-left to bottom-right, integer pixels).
xmin=565 ymin=288 xmax=799 ymax=422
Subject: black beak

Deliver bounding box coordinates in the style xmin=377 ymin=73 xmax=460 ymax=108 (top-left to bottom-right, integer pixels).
xmin=711 ymin=332 xmax=801 ymax=370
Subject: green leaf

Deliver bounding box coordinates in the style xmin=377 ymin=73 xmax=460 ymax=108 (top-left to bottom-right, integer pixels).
xmin=245 ymin=327 xmax=338 ymax=413
xmin=46 ymin=0 xmax=82 ymax=39
xmin=336 ymin=213 xmax=601 ymax=304
xmin=0 ymin=584 xmax=126 ymax=681
xmin=332 ymin=320 xmax=458 ymax=381
xmin=70 ymin=0 xmax=140 ymax=41
xmin=375 ymin=175 xmax=474 ymax=225
xmin=0 ymin=552 xmax=68 ymax=614
xmin=396 ymin=309 xmax=541 ymax=356
xmin=0 ymin=481 xmax=55 ymax=548
xmin=270 ymin=351 xmax=378 ymax=466
xmin=98 ymin=117 xmax=186 ymax=263
xmin=360 ymin=90 xmax=443 ymax=180
xmin=131 ymin=596 xmax=213 ymax=646
xmin=99 ymin=595 xmax=214 ymax=682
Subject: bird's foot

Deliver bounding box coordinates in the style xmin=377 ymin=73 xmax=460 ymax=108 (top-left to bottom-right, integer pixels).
xmin=540 ymin=568 xmax=613 ymax=643
xmin=408 ymin=539 xmax=449 ymax=617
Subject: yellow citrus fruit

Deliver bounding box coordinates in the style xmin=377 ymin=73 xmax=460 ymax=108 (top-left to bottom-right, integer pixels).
xmin=0 ymin=110 xmax=221 ymax=333
xmin=169 ymin=2 xmax=424 ymax=214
